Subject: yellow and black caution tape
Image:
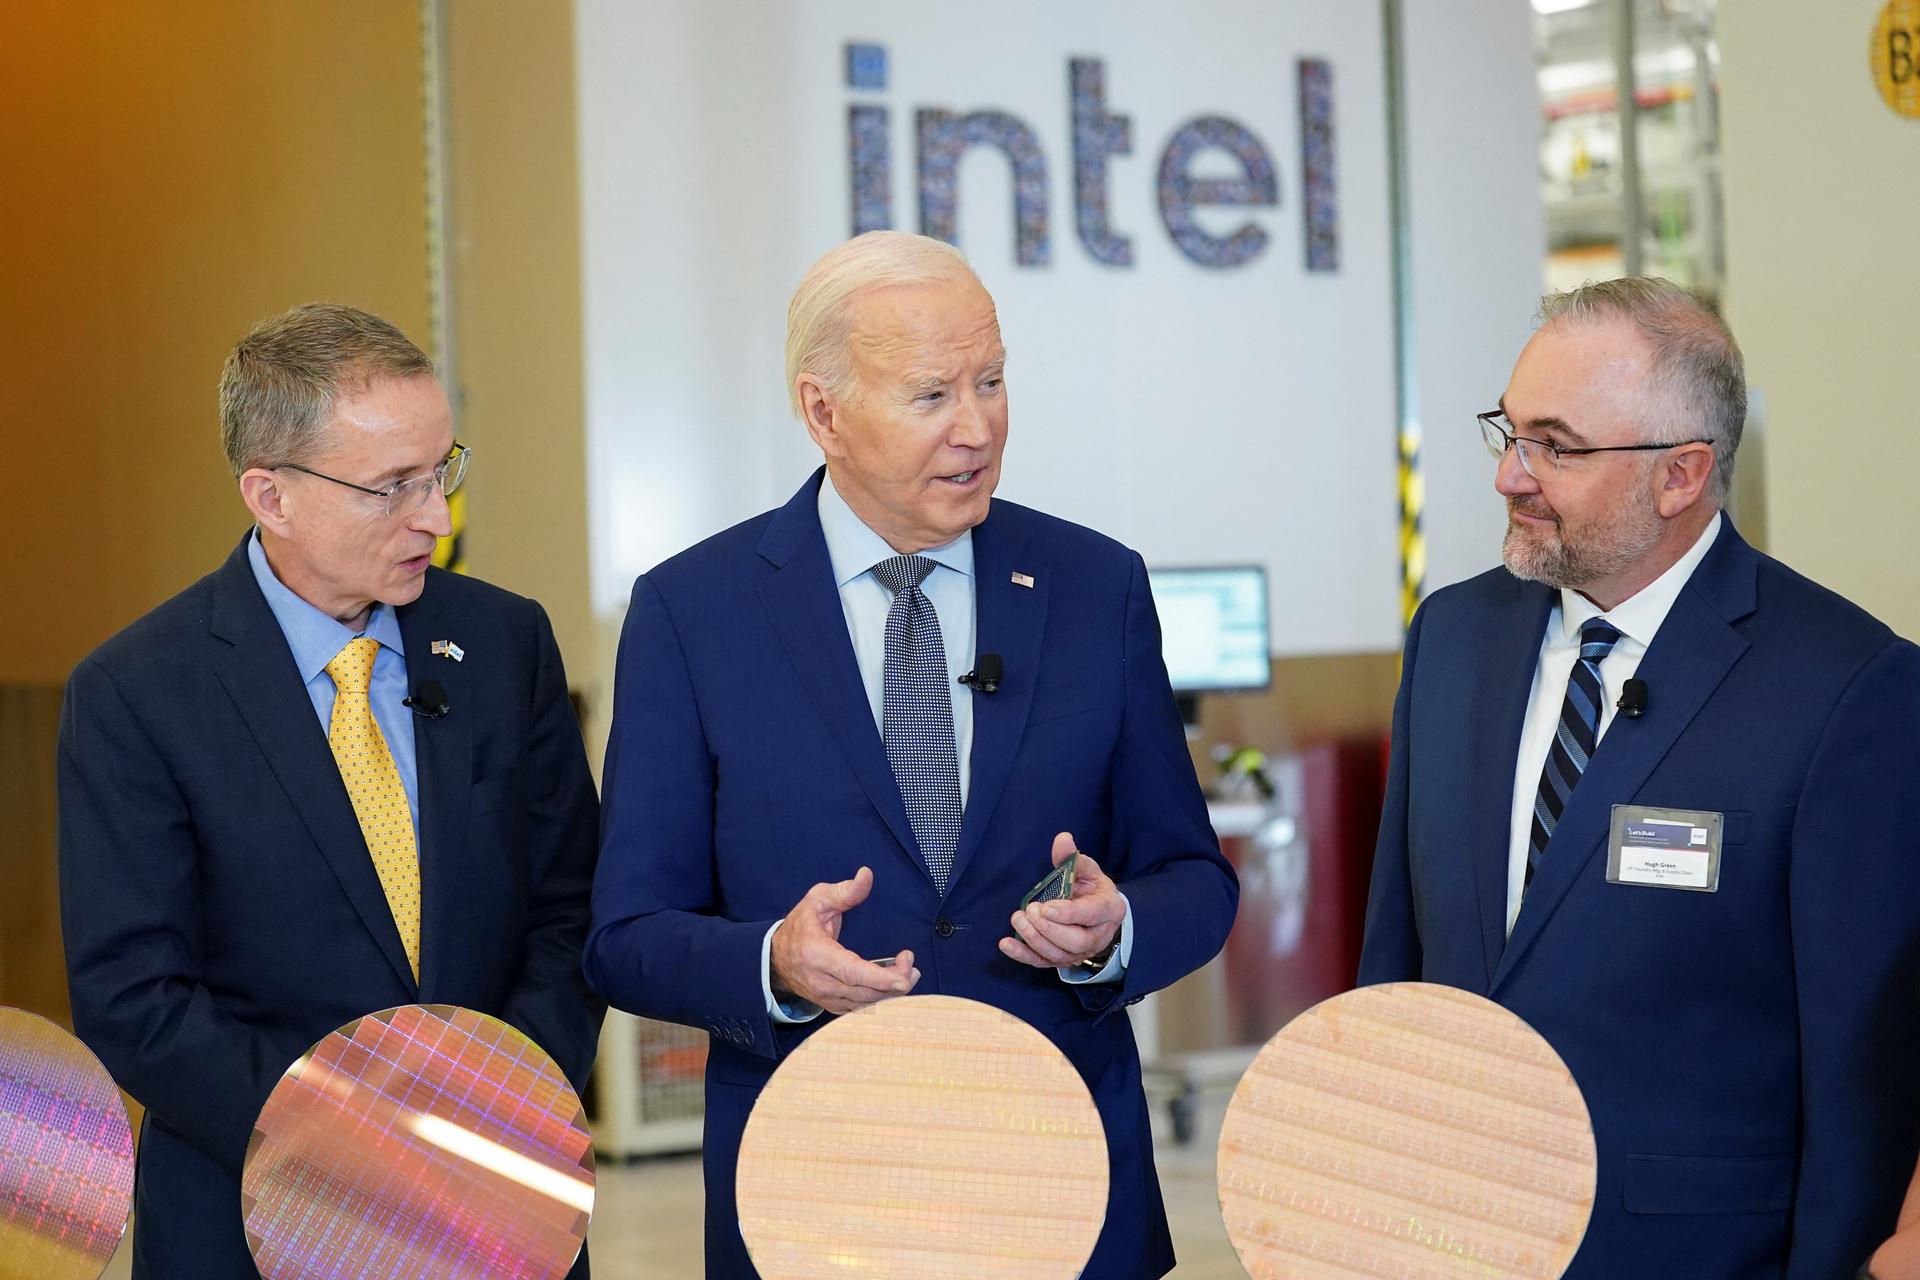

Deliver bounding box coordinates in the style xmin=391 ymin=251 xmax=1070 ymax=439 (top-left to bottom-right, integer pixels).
xmin=1398 ymin=420 xmax=1425 ymax=629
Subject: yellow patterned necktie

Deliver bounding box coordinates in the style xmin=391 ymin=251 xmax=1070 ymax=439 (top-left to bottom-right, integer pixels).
xmin=324 ymin=636 xmax=421 ymax=981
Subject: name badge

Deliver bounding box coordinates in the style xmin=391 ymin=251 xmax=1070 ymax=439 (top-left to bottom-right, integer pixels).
xmin=1606 ymin=805 xmax=1723 ymax=892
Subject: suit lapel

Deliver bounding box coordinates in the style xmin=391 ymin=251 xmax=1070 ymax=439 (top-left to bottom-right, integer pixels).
xmin=1492 ymin=522 xmax=1756 ymax=993
xmin=1467 ymin=576 xmax=1557 ymax=987
xmin=207 ymin=536 xmax=418 ymax=992
xmin=951 ymin=506 xmax=1044 ymax=891
xmin=756 ymin=474 xmax=922 ymax=873
xmin=397 ymin=581 xmax=471 ymax=998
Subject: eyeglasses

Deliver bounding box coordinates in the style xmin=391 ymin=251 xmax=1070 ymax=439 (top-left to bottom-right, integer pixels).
xmin=276 ymin=443 xmax=471 ymax=517
xmin=1478 ymin=411 xmax=1711 ymax=481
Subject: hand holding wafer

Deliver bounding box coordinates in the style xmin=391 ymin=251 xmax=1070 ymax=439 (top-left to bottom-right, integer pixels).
xmin=1001 ymin=832 xmax=1126 ymax=969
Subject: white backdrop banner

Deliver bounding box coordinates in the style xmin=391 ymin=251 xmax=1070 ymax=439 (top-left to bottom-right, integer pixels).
xmin=577 ymin=0 xmax=1536 ymax=655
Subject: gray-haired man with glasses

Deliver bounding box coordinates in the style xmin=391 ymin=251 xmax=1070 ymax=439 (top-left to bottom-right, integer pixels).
xmin=58 ymin=302 xmax=602 ymax=1278
xmin=1360 ymin=277 xmax=1920 ymax=1278
xmin=273 ymin=437 xmax=472 ymax=518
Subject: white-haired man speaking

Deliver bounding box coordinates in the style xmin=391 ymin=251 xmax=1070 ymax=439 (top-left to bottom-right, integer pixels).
xmin=586 ymin=231 xmax=1239 ymax=1278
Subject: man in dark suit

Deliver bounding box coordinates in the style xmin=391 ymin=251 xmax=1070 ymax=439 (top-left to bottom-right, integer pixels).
xmin=585 ymin=231 xmax=1238 ymax=1278
xmin=1360 ymin=277 xmax=1920 ymax=1278
xmin=58 ymin=303 xmax=603 ymax=1277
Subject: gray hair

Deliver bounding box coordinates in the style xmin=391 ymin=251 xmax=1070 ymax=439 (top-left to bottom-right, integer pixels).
xmin=1539 ymin=277 xmax=1745 ymax=502
xmin=784 ymin=231 xmax=986 ymax=418
xmin=219 ymin=302 xmax=435 ymax=478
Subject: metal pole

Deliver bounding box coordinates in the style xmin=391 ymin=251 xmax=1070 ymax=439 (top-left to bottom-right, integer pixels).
xmin=1382 ymin=0 xmax=1424 ymax=630
xmin=1615 ymin=0 xmax=1645 ymax=276
xmin=421 ymin=0 xmax=467 ymax=573
xmin=1689 ymin=14 xmax=1724 ymax=295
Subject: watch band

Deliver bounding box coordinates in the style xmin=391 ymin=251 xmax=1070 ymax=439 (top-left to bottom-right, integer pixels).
xmin=1076 ymin=937 xmax=1121 ymax=972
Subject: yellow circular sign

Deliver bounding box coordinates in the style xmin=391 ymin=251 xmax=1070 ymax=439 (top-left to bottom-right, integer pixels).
xmin=1872 ymin=0 xmax=1920 ymax=119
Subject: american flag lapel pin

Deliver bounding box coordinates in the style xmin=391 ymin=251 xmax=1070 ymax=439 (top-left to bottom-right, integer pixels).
xmin=431 ymin=640 xmax=466 ymax=662
xmin=1011 ymin=572 xmax=1036 ymax=589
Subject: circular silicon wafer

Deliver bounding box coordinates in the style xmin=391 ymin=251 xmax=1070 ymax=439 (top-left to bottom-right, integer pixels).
xmin=736 ymin=994 xmax=1108 ymax=1279
xmin=1217 ymin=982 xmax=1596 ymax=1279
xmin=0 ymin=1006 xmax=135 ymax=1280
xmin=241 ymin=1004 xmax=594 ymax=1279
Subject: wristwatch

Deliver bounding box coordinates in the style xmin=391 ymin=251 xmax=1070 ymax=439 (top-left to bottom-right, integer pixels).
xmin=1076 ymin=937 xmax=1121 ymax=972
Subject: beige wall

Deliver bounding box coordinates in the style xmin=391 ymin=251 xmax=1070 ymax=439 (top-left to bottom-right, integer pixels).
xmin=1720 ymin=3 xmax=1920 ymax=639
xmin=0 ymin=0 xmax=606 ymax=1006
xmin=0 ymin=688 xmax=68 ymax=1023
xmin=0 ymin=2 xmax=432 ymax=685
xmin=0 ymin=1 xmax=431 ymax=1023
xmin=443 ymin=5 xmax=596 ymax=704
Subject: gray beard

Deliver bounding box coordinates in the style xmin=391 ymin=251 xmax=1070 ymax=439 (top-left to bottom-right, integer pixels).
xmin=1501 ymin=501 xmax=1663 ymax=590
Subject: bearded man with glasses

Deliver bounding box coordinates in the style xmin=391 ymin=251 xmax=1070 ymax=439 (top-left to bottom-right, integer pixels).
xmin=1359 ymin=278 xmax=1920 ymax=1279
xmin=57 ymin=302 xmax=603 ymax=1278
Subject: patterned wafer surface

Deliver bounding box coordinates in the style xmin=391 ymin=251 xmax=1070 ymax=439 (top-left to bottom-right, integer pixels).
xmin=241 ymin=1004 xmax=594 ymax=1279
xmin=1218 ymin=982 xmax=1595 ymax=1280
xmin=737 ymin=995 xmax=1108 ymax=1279
xmin=0 ymin=1007 xmax=135 ymax=1280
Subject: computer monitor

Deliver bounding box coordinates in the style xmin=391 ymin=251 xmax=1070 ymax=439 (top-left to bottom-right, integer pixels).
xmin=1147 ymin=566 xmax=1272 ymax=717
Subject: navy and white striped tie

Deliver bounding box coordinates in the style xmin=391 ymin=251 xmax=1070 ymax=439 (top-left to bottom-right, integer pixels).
xmin=1526 ymin=619 xmax=1622 ymax=892
xmin=873 ymin=554 xmax=963 ymax=893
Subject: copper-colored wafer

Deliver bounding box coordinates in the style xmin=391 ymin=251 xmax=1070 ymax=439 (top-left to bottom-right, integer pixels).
xmin=737 ymin=995 xmax=1108 ymax=1279
xmin=241 ymin=1004 xmax=594 ymax=1279
xmin=0 ymin=1007 xmax=135 ymax=1280
xmin=1218 ymin=982 xmax=1596 ymax=1280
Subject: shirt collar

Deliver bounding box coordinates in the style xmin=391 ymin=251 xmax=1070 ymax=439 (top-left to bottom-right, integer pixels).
xmin=1558 ymin=511 xmax=1722 ymax=647
xmin=248 ymin=529 xmax=407 ymax=682
xmin=816 ymin=470 xmax=975 ymax=588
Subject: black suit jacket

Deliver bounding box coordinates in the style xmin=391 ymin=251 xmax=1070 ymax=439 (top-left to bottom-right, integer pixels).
xmin=58 ymin=533 xmax=603 ymax=1278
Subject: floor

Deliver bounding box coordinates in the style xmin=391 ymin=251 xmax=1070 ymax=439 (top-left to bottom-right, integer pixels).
xmin=99 ymin=1098 xmax=1243 ymax=1278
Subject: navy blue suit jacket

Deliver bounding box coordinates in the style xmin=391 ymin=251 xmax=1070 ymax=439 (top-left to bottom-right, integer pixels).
xmin=58 ymin=534 xmax=604 ymax=1278
xmin=1360 ymin=520 xmax=1920 ymax=1279
xmin=585 ymin=471 xmax=1238 ymax=1279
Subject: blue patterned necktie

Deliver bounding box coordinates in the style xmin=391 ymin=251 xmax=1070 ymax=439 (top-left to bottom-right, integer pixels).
xmin=1526 ymin=619 xmax=1622 ymax=892
xmin=872 ymin=554 xmax=963 ymax=893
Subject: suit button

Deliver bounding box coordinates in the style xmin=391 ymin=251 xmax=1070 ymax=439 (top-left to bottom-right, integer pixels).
xmin=934 ymin=918 xmax=956 ymax=938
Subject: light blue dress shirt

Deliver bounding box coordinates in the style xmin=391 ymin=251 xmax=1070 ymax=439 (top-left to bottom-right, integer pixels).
xmin=761 ymin=476 xmax=1130 ymax=1022
xmin=247 ymin=531 xmax=419 ymax=840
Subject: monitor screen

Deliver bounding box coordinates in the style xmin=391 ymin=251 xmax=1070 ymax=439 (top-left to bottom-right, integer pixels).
xmin=1148 ymin=565 xmax=1272 ymax=693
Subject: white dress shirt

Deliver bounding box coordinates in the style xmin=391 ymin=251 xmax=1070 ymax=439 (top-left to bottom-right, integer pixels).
xmin=763 ymin=473 xmax=1131 ymax=1022
xmin=1504 ymin=513 xmax=1722 ymax=934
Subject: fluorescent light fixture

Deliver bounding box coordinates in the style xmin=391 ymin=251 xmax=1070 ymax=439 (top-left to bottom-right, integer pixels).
xmin=1533 ymin=0 xmax=1597 ymax=14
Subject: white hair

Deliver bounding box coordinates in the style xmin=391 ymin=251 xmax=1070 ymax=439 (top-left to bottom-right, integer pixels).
xmin=784 ymin=231 xmax=986 ymax=418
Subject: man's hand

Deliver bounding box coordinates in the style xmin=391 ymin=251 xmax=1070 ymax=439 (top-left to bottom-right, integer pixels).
xmin=1868 ymin=1157 xmax=1920 ymax=1279
xmin=769 ymin=866 xmax=919 ymax=1014
xmin=1000 ymin=832 xmax=1126 ymax=969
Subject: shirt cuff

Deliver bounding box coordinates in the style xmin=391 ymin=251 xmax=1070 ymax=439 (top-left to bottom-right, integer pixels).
xmin=1058 ymin=891 xmax=1132 ymax=986
xmin=762 ymin=921 xmax=823 ymax=1024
